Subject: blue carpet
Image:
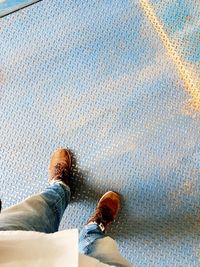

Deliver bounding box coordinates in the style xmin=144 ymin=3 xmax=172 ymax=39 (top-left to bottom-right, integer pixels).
xmin=0 ymin=1 xmax=199 ymax=266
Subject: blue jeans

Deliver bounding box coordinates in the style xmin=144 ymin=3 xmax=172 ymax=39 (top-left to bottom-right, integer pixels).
xmin=0 ymin=182 xmax=131 ymax=267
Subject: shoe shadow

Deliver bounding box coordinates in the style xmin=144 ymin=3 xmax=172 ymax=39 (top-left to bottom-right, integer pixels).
xmin=109 ymin=195 xmax=199 ymax=240
xmin=69 ymin=150 xmax=102 ymax=203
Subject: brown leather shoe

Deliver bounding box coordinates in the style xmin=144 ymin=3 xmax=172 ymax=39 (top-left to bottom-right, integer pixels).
xmin=48 ymin=148 xmax=72 ymax=186
xmin=87 ymin=191 xmax=121 ymax=232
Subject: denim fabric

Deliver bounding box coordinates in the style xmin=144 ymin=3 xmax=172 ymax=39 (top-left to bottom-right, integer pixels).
xmin=0 ymin=182 xmax=70 ymax=233
xmin=79 ymin=223 xmax=131 ymax=267
xmin=79 ymin=223 xmax=105 ymax=254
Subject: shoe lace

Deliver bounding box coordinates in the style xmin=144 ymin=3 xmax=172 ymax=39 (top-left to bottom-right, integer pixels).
xmin=54 ymin=163 xmax=69 ymax=178
xmin=89 ymin=205 xmax=114 ymax=227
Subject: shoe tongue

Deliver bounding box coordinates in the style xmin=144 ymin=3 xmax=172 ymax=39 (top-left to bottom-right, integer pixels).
xmin=99 ymin=206 xmax=114 ymax=223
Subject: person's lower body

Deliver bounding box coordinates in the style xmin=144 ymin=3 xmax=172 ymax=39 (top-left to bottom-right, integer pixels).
xmin=0 ymin=148 xmax=72 ymax=233
xmin=0 ymin=148 xmax=131 ymax=267
xmin=0 ymin=182 xmax=130 ymax=267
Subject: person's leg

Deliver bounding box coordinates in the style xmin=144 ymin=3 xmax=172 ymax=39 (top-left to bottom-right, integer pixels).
xmin=79 ymin=192 xmax=131 ymax=267
xmin=0 ymin=148 xmax=72 ymax=233
xmin=79 ymin=224 xmax=131 ymax=267
xmin=0 ymin=181 xmax=70 ymax=233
